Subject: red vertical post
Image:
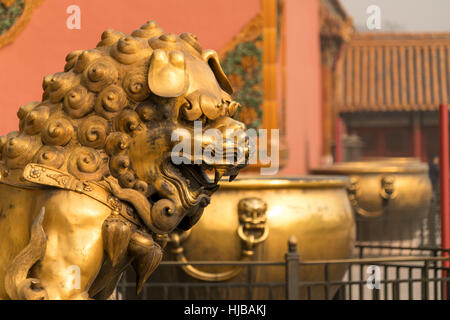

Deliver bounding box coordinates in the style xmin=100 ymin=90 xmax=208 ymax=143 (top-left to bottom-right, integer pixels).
xmin=335 ymin=117 xmax=343 ymax=163
xmin=439 ymin=104 xmax=450 ymax=288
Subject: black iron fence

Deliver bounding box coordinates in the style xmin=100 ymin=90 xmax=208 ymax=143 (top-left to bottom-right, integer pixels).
xmin=116 ymin=240 xmax=450 ymax=300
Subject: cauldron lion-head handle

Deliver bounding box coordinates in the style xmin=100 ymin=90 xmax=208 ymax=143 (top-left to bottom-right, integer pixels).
xmin=167 ymin=197 xmax=269 ymax=281
xmin=347 ymin=174 xmax=397 ymax=218
xmin=237 ymin=197 xmax=269 ymax=255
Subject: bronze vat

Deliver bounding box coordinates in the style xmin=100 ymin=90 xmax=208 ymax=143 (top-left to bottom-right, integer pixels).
xmin=311 ymin=158 xmax=432 ymax=242
xmin=149 ymin=176 xmax=355 ymax=299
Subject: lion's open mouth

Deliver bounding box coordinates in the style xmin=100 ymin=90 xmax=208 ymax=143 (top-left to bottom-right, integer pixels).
xmin=177 ymin=163 xmax=218 ymax=192
xmin=159 ymin=157 xmax=245 ymax=208
xmin=172 ymin=159 xmax=244 ymax=190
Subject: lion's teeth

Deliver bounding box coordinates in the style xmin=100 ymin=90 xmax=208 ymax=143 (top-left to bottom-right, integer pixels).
xmin=214 ymin=168 xmax=226 ymax=184
xmin=214 ymin=170 xmax=220 ymax=184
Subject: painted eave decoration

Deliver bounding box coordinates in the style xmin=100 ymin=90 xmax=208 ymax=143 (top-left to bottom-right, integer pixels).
xmin=0 ymin=0 xmax=44 ymax=49
xmin=219 ymin=14 xmax=263 ymax=130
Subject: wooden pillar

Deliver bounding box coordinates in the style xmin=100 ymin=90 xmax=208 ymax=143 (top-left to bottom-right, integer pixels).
xmin=377 ymin=129 xmax=386 ymax=156
xmin=412 ymin=112 xmax=422 ymax=160
xmin=321 ymin=66 xmax=333 ymax=161
xmin=244 ymin=0 xmax=280 ymax=172
xmin=261 ymin=0 xmax=278 ymax=133
xmin=439 ymin=104 xmax=450 ymax=294
xmin=334 ymin=116 xmax=343 ymax=162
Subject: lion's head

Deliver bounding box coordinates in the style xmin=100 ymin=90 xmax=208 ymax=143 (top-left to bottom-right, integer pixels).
xmin=0 ymin=20 xmax=248 ymax=235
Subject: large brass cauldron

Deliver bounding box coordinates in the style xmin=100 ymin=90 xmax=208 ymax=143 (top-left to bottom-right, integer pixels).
xmin=149 ymin=176 xmax=355 ymax=299
xmin=311 ymin=158 xmax=432 ymax=242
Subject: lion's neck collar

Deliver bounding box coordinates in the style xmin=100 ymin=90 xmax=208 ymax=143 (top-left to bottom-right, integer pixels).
xmin=14 ymin=163 xmax=145 ymax=227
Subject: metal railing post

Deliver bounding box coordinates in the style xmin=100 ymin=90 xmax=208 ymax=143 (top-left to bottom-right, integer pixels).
xmin=285 ymin=235 xmax=300 ymax=300
xmin=422 ymin=261 xmax=429 ymax=300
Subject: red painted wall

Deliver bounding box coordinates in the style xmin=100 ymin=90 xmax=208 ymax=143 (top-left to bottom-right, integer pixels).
xmin=0 ymin=0 xmax=260 ymax=133
xmin=279 ymin=0 xmax=322 ymax=174
xmin=0 ymin=0 xmax=322 ymax=175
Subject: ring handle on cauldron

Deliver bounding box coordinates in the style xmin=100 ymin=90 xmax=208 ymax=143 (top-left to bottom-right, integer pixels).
xmin=168 ymin=197 xmax=269 ymax=282
xmin=347 ymin=175 xmax=397 ymax=218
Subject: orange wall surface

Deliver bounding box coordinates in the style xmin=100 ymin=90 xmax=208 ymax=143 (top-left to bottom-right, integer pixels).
xmin=280 ymin=0 xmax=322 ymax=174
xmin=0 ymin=0 xmax=322 ymax=175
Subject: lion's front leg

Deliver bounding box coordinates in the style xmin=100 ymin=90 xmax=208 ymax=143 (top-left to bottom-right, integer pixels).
xmin=31 ymin=191 xmax=111 ymax=300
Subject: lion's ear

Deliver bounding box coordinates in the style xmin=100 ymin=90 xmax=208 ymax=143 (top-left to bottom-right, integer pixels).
xmin=202 ymin=49 xmax=233 ymax=95
xmin=148 ymin=49 xmax=189 ymax=98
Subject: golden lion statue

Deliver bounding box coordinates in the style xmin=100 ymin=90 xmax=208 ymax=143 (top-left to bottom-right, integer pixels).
xmin=0 ymin=20 xmax=248 ymax=300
